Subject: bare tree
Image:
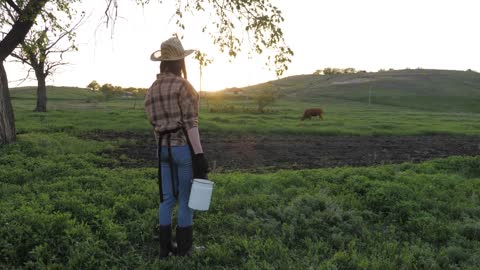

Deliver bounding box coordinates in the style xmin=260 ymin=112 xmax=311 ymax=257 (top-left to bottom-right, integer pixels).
xmin=7 ymin=11 xmax=85 ymax=112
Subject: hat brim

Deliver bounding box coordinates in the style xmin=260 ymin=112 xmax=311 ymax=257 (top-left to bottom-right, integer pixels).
xmin=150 ymin=49 xmax=195 ymax=61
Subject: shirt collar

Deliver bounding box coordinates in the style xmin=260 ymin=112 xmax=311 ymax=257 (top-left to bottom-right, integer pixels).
xmin=157 ymin=72 xmax=178 ymax=80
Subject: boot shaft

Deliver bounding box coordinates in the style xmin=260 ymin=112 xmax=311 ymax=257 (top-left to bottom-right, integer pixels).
xmin=176 ymin=226 xmax=193 ymax=256
xmin=159 ymin=225 xmax=176 ymax=258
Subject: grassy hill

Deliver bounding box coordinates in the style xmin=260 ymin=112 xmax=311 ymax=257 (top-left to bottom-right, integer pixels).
xmin=10 ymin=86 xmax=105 ymax=112
xmin=10 ymin=86 xmax=99 ymax=100
xmin=241 ymin=69 xmax=480 ymax=113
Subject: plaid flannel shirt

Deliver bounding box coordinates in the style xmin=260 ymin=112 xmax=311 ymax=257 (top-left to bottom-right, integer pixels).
xmin=144 ymin=72 xmax=199 ymax=146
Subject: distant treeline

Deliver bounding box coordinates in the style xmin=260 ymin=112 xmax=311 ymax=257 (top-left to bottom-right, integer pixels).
xmin=313 ymin=67 xmax=366 ymax=75
xmin=87 ymin=80 xmax=147 ymax=98
xmin=312 ymin=67 xmax=479 ymax=75
xmin=313 ymin=67 xmax=403 ymax=75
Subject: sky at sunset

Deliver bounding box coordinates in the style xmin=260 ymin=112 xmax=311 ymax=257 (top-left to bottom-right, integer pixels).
xmin=5 ymin=0 xmax=480 ymax=91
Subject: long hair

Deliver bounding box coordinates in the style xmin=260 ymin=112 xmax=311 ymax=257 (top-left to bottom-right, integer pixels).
xmin=160 ymin=59 xmax=187 ymax=79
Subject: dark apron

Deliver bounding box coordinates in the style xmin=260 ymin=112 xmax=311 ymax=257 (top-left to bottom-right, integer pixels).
xmin=157 ymin=127 xmax=194 ymax=203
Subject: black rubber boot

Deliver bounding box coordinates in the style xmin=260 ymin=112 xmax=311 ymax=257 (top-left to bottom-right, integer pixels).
xmin=159 ymin=225 xmax=176 ymax=258
xmin=176 ymin=226 xmax=193 ymax=256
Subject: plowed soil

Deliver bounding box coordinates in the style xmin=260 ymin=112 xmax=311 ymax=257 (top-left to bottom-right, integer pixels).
xmin=83 ymin=131 xmax=480 ymax=172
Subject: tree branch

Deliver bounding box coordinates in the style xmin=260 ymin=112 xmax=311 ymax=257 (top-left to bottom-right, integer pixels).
xmin=45 ymin=45 xmax=74 ymax=56
xmin=0 ymin=0 xmax=47 ymax=61
xmin=5 ymin=0 xmax=21 ymax=14
xmin=3 ymin=2 xmax=17 ymax=22
xmin=45 ymin=13 xmax=85 ymax=51
xmin=8 ymin=67 xmax=34 ymax=86
xmin=104 ymin=0 xmax=118 ymax=28
xmin=10 ymin=51 xmax=28 ymax=63
xmin=45 ymin=62 xmax=68 ymax=75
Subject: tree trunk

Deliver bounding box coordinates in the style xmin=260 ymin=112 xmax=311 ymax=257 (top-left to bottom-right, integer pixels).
xmin=0 ymin=62 xmax=16 ymax=144
xmin=0 ymin=0 xmax=49 ymax=144
xmin=35 ymin=74 xmax=47 ymax=112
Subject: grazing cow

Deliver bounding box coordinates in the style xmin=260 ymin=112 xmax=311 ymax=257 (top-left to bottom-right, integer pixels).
xmin=301 ymin=108 xmax=324 ymax=121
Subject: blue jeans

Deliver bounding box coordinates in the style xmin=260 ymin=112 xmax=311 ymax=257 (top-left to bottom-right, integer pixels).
xmin=159 ymin=145 xmax=194 ymax=227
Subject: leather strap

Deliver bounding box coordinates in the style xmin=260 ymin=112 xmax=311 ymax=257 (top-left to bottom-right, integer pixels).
xmin=157 ymin=127 xmax=193 ymax=202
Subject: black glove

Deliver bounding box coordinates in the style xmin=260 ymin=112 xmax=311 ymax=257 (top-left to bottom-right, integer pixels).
xmin=192 ymin=153 xmax=209 ymax=179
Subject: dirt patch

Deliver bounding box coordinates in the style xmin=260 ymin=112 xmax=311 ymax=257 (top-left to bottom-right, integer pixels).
xmin=204 ymin=135 xmax=480 ymax=172
xmin=82 ymin=131 xmax=480 ymax=172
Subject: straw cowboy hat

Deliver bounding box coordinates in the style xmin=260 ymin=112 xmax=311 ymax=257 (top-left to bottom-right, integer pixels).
xmin=150 ymin=37 xmax=195 ymax=61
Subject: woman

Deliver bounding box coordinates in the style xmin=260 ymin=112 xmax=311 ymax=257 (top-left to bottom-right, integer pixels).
xmin=144 ymin=37 xmax=208 ymax=258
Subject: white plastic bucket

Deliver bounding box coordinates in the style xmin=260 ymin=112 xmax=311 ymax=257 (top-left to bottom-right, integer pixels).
xmin=188 ymin=178 xmax=214 ymax=211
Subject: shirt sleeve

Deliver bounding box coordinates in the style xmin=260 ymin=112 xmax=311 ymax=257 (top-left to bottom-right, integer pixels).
xmin=178 ymin=80 xmax=199 ymax=130
xmin=144 ymin=86 xmax=155 ymax=126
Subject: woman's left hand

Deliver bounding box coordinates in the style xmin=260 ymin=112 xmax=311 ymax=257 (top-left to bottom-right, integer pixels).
xmin=192 ymin=153 xmax=209 ymax=179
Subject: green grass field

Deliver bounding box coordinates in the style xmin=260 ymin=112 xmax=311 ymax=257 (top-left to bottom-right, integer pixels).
xmin=10 ymin=84 xmax=480 ymax=137
xmin=1 ymin=131 xmax=480 ymax=269
xmin=2 ymin=70 xmax=480 ymax=269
